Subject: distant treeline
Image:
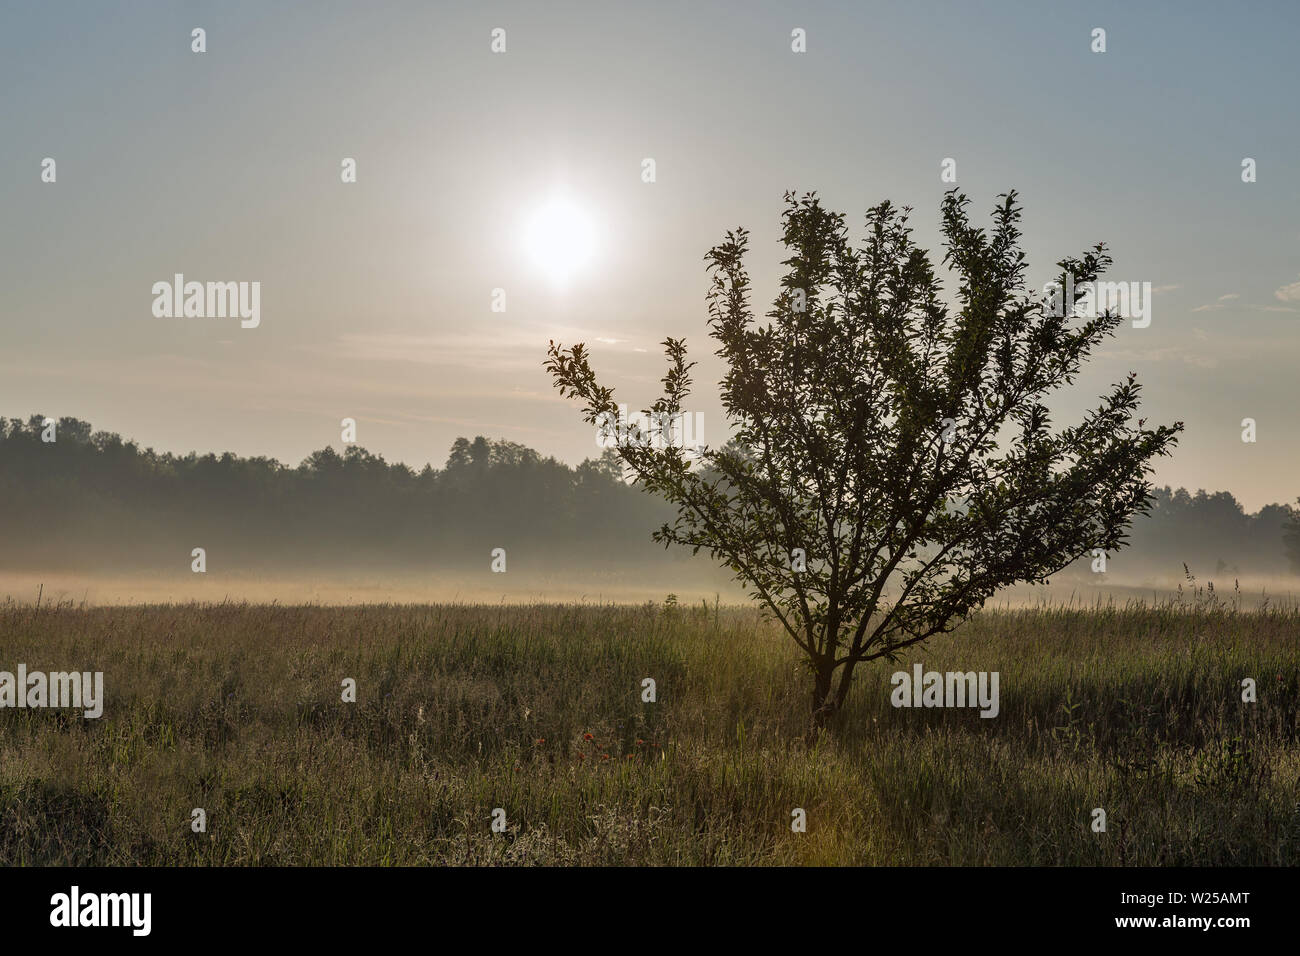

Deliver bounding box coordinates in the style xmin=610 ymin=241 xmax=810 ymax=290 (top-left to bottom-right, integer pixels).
xmin=0 ymin=415 xmax=676 ymax=573
xmin=1 ymin=414 xmax=1296 ymax=580
xmin=1123 ymin=487 xmax=1295 ymax=578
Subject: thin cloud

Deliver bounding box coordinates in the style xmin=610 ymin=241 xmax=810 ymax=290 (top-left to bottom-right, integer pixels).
xmin=1191 ymin=291 xmax=1296 ymax=314
xmin=1274 ymin=276 xmax=1300 ymax=302
xmin=1103 ymin=346 xmax=1219 ymax=369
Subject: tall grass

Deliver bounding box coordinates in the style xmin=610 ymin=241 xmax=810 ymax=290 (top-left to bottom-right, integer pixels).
xmin=1 ymin=596 xmax=1297 ymax=865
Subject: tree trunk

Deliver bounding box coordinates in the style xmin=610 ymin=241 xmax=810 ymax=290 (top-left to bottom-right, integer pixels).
xmin=808 ymin=656 xmax=860 ymax=740
xmin=837 ymin=656 xmax=860 ymax=708
xmin=809 ymin=661 xmax=838 ymax=738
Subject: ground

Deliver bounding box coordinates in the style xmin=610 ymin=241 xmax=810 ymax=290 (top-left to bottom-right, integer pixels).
xmin=1 ymin=598 xmax=1296 ymax=865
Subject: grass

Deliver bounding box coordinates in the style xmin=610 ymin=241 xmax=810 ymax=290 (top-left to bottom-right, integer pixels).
xmin=1 ymin=595 xmax=1297 ymax=865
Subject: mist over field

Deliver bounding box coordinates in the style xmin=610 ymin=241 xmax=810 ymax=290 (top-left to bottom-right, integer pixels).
xmin=2 ymin=414 xmax=1297 ymax=607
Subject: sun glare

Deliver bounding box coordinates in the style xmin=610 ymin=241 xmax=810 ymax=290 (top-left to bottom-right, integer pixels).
xmin=522 ymin=196 xmax=597 ymax=285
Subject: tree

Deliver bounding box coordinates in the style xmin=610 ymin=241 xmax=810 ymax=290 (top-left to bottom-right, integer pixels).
xmin=1284 ymin=500 xmax=1300 ymax=573
xmin=546 ymin=189 xmax=1182 ymax=731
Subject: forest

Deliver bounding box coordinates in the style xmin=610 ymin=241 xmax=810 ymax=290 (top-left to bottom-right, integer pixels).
xmin=1 ymin=414 xmax=1296 ymax=583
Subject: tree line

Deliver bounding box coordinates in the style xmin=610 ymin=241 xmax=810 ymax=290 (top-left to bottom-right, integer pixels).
xmin=1 ymin=414 xmax=1296 ymax=579
xmin=0 ymin=415 xmax=673 ymax=574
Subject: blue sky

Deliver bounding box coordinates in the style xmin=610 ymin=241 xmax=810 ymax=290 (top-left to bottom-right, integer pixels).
xmin=2 ymin=0 xmax=1297 ymax=508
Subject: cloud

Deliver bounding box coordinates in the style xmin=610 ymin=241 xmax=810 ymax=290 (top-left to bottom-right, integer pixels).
xmin=1104 ymin=346 xmax=1219 ymax=369
xmin=1191 ymin=293 xmax=1240 ymax=312
xmin=314 ymin=324 xmax=614 ymax=371
xmin=1191 ymin=290 xmax=1296 ymax=314
xmin=1151 ymin=284 xmax=1181 ymax=294
xmin=1274 ymin=276 xmax=1300 ymax=302
xmin=323 ymin=333 xmax=539 ymax=371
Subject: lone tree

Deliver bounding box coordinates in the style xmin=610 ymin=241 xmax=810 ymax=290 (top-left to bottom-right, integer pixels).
xmin=546 ymin=190 xmax=1181 ymax=729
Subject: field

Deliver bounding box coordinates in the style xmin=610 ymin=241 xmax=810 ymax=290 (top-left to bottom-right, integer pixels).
xmin=2 ymin=596 xmax=1298 ymax=866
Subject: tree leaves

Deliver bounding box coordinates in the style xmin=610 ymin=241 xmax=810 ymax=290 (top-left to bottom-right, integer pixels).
xmin=545 ymin=190 xmax=1182 ymax=717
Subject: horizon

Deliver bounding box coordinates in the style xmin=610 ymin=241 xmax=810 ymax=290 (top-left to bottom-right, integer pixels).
xmin=6 ymin=408 xmax=1297 ymax=514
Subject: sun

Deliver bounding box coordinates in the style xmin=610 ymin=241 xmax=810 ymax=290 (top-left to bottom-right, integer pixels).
xmin=521 ymin=195 xmax=597 ymax=285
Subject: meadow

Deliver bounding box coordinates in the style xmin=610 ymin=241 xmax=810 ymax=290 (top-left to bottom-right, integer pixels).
xmin=1 ymin=593 xmax=1297 ymax=866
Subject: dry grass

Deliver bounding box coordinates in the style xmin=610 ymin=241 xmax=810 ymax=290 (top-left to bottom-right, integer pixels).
xmin=1 ymin=596 xmax=1297 ymax=865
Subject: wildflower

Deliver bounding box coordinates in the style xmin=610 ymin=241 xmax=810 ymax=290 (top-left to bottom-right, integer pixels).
xmin=583 ymin=732 xmax=594 ymax=740
xmin=535 ymin=738 xmax=545 ymax=745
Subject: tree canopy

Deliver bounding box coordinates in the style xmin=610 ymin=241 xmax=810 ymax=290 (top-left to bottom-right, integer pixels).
xmin=547 ymin=189 xmax=1184 ymax=727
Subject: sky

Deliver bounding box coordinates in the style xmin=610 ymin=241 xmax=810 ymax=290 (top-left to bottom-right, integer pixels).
xmin=2 ymin=0 xmax=1298 ymax=510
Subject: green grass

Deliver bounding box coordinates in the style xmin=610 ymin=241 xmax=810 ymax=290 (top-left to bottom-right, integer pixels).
xmin=1 ymin=598 xmax=1297 ymax=865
